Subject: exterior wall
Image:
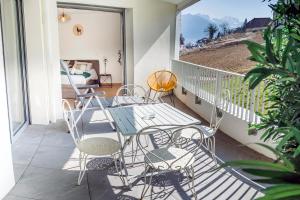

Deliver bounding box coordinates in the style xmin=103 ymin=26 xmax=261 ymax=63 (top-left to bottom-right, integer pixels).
xmin=58 ymin=10 xmax=123 ymax=83
xmin=0 ymin=22 xmax=15 ymax=199
xmin=174 ymin=87 xmax=275 ymax=159
xmin=132 ymin=0 xmax=177 ymax=88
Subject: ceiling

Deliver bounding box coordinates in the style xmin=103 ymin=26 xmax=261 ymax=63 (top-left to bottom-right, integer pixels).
xmin=161 ymin=0 xmax=200 ymax=11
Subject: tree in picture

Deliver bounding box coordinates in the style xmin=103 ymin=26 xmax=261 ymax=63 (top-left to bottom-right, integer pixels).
xmin=180 ymin=34 xmax=185 ymax=46
xmin=220 ymin=22 xmax=229 ymax=36
xmin=205 ymin=23 xmax=218 ymax=40
xmin=220 ymin=0 xmax=300 ymax=199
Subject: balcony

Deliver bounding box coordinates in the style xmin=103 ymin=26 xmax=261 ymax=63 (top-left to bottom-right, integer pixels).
xmin=6 ymin=96 xmax=268 ymax=200
xmin=0 ymin=0 xmax=286 ymax=199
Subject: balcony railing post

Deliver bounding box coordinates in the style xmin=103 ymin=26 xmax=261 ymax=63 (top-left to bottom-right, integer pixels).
xmin=249 ymin=89 xmax=255 ymax=123
xmin=215 ymin=72 xmax=222 ymax=108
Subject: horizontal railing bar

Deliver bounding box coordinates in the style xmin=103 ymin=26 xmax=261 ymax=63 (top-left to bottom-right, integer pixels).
xmin=172 ymin=59 xmax=245 ymax=77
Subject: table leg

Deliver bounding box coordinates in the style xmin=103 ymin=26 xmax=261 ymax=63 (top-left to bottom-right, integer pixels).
xmin=116 ymin=130 xmax=134 ymax=188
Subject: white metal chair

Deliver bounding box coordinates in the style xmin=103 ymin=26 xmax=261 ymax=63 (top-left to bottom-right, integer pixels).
xmin=136 ymin=125 xmax=204 ymax=200
xmin=114 ymin=84 xmax=148 ymax=107
xmin=62 ymin=99 xmax=125 ymax=185
xmin=114 ymin=84 xmax=162 ymax=107
xmin=60 ymin=60 xmax=115 ymax=130
xmin=178 ymin=90 xmax=231 ymax=162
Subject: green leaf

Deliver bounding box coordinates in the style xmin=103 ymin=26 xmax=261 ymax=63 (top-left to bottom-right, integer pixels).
xmin=277 ymin=131 xmax=295 ymax=150
xmin=257 ymin=184 xmax=300 ymax=200
xmin=219 ymin=160 xmax=293 ymax=172
xmin=275 ymin=29 xmax=283 ymax=57
xmin=243 ymin=40 xmax=266 ymax=64
xmin=282 ymin=38 xmax=294 ymax=69
xmin=242 ymin=168 xmax=299 ymax=180
xmin=265 ymin=29 xmax=278 ymax=64
xmin=244 ymin=67 xmax=273 ymax=89
xmin=290 ymin=33 xmax=300 ymax=41
xmin=293 ymin=146 xmax=300 ymax=157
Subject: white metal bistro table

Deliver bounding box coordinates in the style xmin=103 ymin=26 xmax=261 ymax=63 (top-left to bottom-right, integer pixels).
xmin=108 ymin=103 xmax=201 ymax=187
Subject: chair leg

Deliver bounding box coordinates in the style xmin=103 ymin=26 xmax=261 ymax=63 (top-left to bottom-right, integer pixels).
xmin=184 ymin=166 xmax=197 ymax=200
xmin=78 ymin=152 xmax=88 ymax=185
xmin=131 ymin=139 xmax=135 ymax=166
xmin=169 ymin=90 xmax=175 ymax=107
xmin=211 ymin=136 xmax=217 ymax=164
xmin=206 ymin=137 xmax=217 ymax=164
xmin=113 ymin=154 xmax=126 ymax=186
xmin=191 ymin=167 xmax=197 ymax=200
xmin=141 ymin=165 xmax=153 ymax=200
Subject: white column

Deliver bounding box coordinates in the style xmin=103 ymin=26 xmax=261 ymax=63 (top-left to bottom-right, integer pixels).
xmin=41 ymin=0 xmax=63 ymax=122
xmin=0 ymin=20 xmax=15 ymax=199
xmin=24 ymin=0 xmax=50 ymax=124
xmin=174 ymin=10 xmax=181 ymax=60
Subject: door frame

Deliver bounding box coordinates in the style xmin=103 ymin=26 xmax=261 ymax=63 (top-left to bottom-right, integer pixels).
xmin=57 ymin=2 xmax=127 ymax=85
xmin=0 ymin=0 xmax=30 ymax=142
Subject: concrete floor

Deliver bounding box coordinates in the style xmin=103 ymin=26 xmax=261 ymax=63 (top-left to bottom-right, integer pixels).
xmin=5 ymin=97 xmax=266 ymax=200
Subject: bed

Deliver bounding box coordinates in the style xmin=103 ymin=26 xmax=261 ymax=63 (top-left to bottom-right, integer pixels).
xmin=61 ymin=60 xmax=100 ymax=99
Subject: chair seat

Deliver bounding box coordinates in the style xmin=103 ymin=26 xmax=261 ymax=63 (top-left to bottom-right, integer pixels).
xmin=144 ymin=147 xmax=195 ymax=170
xmin=179 ymin=125 xmax=215 ymax=140
xmin=78 ymin=137 xmax=121 ymax=156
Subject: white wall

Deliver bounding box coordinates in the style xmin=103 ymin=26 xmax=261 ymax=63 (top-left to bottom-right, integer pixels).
xmin=174 ymin=87 xmax=275 ymax=159
xmin=58 ymin=9 xmax=123 ymax=83
xmin=133 ymin=0 xmax=177 ymax=88
xmin=0 ymin=19 xmax=15 ymax=199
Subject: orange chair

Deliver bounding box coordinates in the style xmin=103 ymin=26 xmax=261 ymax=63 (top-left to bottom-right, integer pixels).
xmin=147 ymin=70 xmax=177 ymax=106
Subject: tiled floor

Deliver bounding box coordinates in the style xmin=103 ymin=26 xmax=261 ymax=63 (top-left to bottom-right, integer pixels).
xmin=5 ymin=97 xmax=267 ymax=200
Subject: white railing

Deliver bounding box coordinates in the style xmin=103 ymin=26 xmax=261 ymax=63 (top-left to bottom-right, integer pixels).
xmin=172 ymin=59 xmax=266 ymax=123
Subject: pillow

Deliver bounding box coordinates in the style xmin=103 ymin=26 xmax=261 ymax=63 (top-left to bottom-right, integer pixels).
xmin=70 ymin=67 xmax=84 ymax=75
xmin=88 ymin=69 xmax=98 ymax=80
xmin=73 ymin=61 xmax=92 ymax=71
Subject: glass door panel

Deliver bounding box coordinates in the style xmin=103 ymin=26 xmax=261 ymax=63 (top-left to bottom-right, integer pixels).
xmin=1 ymin=0 xmax=28 ymax=136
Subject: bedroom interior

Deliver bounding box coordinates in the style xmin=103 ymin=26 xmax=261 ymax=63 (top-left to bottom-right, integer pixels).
xmin=57 ymin=7 xmax=124 ymax=99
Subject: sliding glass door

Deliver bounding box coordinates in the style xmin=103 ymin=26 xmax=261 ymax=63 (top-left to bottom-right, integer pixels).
xmin=0 ymin=0 xmax=28 ymax=137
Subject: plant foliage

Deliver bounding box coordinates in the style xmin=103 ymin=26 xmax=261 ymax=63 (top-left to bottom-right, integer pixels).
xmin=222 ymin=0 xmax=300 ymax=199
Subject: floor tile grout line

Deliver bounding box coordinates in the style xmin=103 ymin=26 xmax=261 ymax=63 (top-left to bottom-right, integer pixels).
xmin=14 ymin=130 xmax=47 ymax=186
xmin=8 ymin=194 xmax=41 ymax=200
xmin=86 ymin=171 xmax=92 ymax=200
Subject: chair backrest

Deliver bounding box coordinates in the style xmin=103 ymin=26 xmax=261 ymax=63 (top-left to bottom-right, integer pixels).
xmin=60 ymin=60 xmax=81 ymax=96
xmin=147 ymin=70 xmax=177 ymax=92
xmin=114 ymin=84 xmax=149 ymax=106
xmin=136 ymin=125 xmax=204 ymax=170
xmin=62 ymin=99 xmax=82 ymax=147
xmin=210 ymin=89 xmax=231 ymax=132
xmin=116 ymin=84 xmax=147 ymax=98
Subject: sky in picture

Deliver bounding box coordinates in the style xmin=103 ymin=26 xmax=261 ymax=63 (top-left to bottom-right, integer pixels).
xmin=181 ymin=0 xmax=276 ymax=43
xmin=182 ymin=0 xmax=274 ymax=21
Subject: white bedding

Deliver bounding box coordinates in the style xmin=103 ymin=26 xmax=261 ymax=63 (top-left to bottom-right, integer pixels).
xmin=61 ymin=60 xmax=99 ymax=85
xmin=61 ymin=74 xmax=87 ymax=85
